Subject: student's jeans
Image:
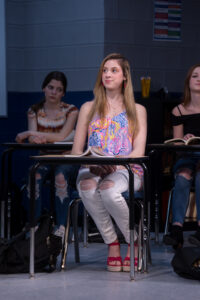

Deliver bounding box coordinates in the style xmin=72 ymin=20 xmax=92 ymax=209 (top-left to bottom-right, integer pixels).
xmin=77 ymin=168 xmax=142 ymax=244
xmin=172 ymin=155 xmax=200 ymax=224
xmin=26 ymin=164 xmax=79 ymax=227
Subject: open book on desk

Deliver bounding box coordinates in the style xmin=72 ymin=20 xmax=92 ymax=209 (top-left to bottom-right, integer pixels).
xmin=164 ymin=136 xmax=200 ymax=145
xmin=39 ymin=146 xmax=114 ymax=158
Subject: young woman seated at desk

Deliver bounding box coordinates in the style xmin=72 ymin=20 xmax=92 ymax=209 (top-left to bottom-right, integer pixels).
xmin=15 ymin=71 xmax=79 ymax=241
xmin=163 ymin=64 xmax=200 ymax=248
xmin=71 ymin=53 xmax=147 ymax=272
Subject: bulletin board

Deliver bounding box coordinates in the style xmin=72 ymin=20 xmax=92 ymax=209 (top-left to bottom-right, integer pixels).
xmin=153 ymin=0 xmax=182 ymax=41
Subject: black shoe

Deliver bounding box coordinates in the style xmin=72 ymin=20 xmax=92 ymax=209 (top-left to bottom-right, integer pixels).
xmin=163 ymin=225 xmax=183 ymax=248
xmin=188 ymin=227 xmax=200 ymax=246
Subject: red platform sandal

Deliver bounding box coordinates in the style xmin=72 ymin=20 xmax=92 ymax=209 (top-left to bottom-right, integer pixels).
xmin=107 ymin=242 xmax=122 ymax=272
xmin=122 ymin=257 xmax=138 ymax=272
xmin=123 ymin=243 xmax=138 ymax=272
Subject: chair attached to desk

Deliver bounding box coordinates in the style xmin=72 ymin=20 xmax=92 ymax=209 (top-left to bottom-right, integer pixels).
xmin=29 ymin=155 xmax=150 ymax=280
xmin=61 ymin=190 xmax=152 ymax=273
xmin=164 ymin=186 xmax=197 ymax=236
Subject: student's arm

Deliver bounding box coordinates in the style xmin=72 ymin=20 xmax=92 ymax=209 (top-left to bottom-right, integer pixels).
xmin=16 ymin=110 xmax=47 ymax=143
xmin=16 ymin=109 xmax=79 ymax=143
xmin=172 ymin=106 xmax=184 ymax=139
xmin=172 ymin=106 xmax=194 ymax=140
xmin=128 ymin=104 xmax=147 ymax=158
xmin=29 ymin=110 xmax=79 ymax=143
xmin=71 ymin=102 xmax=93 ymax=155
xmin=27 ymin=110 xmax=44 ymax=143
xmin=72 ymin=101 xmax=116 ymax=177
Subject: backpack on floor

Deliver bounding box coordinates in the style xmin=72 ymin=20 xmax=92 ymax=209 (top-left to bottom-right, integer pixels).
xmin=0 ymin=214 xmax=62 ymax=274
xmin=171 ymin=246 xmax=200 ymax=280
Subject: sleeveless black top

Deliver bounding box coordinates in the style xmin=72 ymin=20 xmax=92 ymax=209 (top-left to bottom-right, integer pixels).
xmin=171 ymin=105 xmax=200 ymax=137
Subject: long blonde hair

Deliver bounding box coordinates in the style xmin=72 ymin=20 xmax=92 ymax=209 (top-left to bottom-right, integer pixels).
xmin=87 ymin=53 xmax=139 ymax=137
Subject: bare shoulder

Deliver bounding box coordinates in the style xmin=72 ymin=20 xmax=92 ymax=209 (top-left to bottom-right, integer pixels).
xmin=172 ymin=103 xmax=184 ymax=116
xmin=69 ymin=109 xmax=79 ymax=116
xmin=135 ymin=103 xmax=147 ymax=115
xmin=80 ymin=100 xmax=94 ymax=114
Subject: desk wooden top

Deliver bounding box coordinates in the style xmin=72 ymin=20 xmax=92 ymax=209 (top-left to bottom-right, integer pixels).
xmin=147 ymin=143 xmax=200 ymax=152
xmin=2 ymin=142 xmax=73 ymax=151
xmin=30 ymin=154 xmax=149 ymax=166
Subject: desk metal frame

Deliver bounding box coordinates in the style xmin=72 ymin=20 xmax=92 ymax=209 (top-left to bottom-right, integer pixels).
xmin=29 ymin=155 xmax=149 ymax=281
xmin=0 ymin=143 xmax=73 ymax=239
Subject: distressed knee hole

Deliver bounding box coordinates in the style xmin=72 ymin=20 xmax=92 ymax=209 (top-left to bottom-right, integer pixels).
xmin=35 ymin=173 xmax=42 ymax=180
xmin=55 ymin=173 xmax=68 ymax=203
xmin=79 ymin=179 xmax=96 ymax=191
xmin=178 ymin=171 xmax=192 ymax=181
xmin=27 ymin=182 xmax=40 ymax=200
xmin=99 ymin=180 xmax=114 ymax=190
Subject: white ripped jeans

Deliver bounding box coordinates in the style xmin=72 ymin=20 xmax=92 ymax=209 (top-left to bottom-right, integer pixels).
xmin=77 ymin=168 xmax=142 ymax=244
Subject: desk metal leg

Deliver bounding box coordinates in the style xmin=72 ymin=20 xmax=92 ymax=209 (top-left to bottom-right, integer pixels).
xmin=149 ymin=150 xmax=160 ymax=244
xmin=0 ymin=201 xmax=5 ymax=238
xmin=126 ymin=161 xmax=150 ymax=277
xmin=83 ymin=208 xmax=88 ymax=247
xmin=7 ymin=150 xmax=13 ymax=240
xmin=30 ymin=227 xmax=35 ymax=278
xmin=61 ymin=202 xmax=71 ymax=269
xmin=0 ymin=151 xmax=6 ymax=238
xmin=125 ymin=165 xmax=135 ymax=281
xmin=141 ymin=162 xmax=150 ymax=272
xmin=29 ymin=162 xmax=40 ymax=278
xmin=0 ymin=148 xmax=14 ymax=239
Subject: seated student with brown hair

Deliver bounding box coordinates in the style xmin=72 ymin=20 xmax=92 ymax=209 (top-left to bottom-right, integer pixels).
xmin=163 ymin=64 xmax=200 ymax=248
xmin=16 ymin=71 xmax=79 ymax=241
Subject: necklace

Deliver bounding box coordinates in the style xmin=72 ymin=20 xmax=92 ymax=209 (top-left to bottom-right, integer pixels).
xmin=107 ymin=100 xmax=124 ymax=117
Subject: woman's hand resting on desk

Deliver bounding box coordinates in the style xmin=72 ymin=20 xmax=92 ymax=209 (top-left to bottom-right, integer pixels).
xmin=15 ymin=130 xmax=47 ymax=144
xmin=28 ymin=134 xmax=47 ymax=144
xmin=90 ymin=165 xmax=116 ymax=178
xmin=15 ymin=131 xmax=31 ymax=143
xmin=183 ymin=133 xmax=195 ymax=141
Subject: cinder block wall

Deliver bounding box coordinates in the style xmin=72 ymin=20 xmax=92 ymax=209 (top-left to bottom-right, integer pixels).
xmin=6 ymin=0 xmax=105 ymax=92
xmin=104 ymin=0 xmax=200 ymax=92
xmin=6 ymin=0 xmax=200 ymax=94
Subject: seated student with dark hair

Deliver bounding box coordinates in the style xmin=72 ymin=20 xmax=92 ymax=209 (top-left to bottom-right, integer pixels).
xmin=16 ymin=71 xmax=79 ymax=241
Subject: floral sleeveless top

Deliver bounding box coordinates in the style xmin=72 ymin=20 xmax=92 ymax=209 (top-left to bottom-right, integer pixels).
xmin=27 ymin=101 xmax=78 ymax=153
xmin=28 ymin=101 xmax=78 ymax=132
xmin=88 ymin=111 xmax=143 ymax=177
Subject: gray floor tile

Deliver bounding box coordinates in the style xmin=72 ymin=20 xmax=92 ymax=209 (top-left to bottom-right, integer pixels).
xmin=0 ymin=235 xmax=200 ymax=300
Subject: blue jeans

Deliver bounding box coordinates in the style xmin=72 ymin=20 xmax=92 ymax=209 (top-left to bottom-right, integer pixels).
xmin=26 ymin=164 xmax=79 ymax=226
xmin=172 ymin=155 xmax=200 ymax=224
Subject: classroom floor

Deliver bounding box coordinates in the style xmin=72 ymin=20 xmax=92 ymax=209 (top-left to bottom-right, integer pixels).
xmin=0 ymin=232 xmax=200 ymax=300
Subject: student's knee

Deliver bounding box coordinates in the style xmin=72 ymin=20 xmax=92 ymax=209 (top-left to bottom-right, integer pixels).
xmin=79 ymin=178 xmax=97 ymax=191
xmin=78 ymin=178 xmax=97 ymax=203
xmin=177 ymin=168 xmax=193 ymax=181
xmin=55 ymin=173 xmax=68 ymax=201
xmin=99 ymin=180 xmax=116 ymax=201
xmin=99 ymin=179 xmax=114 ymax=190
xmin=35 ymin=173 xmax=42 ymax=180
